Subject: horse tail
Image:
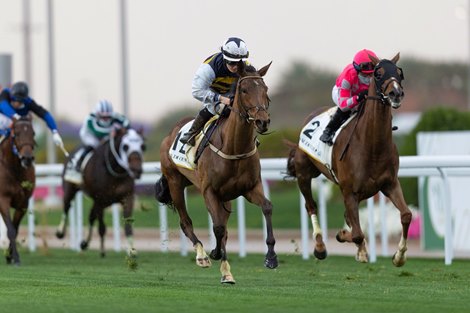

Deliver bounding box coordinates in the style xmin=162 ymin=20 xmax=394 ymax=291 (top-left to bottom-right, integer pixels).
xmin=154 ymin=175 xmax=174 ymax=209
xmin=284 ymin=139 xmax=298 ymax=178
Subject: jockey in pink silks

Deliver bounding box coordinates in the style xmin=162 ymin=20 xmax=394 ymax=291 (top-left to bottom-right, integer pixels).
xmin=319 ymin=49 xmax=378 ymax=145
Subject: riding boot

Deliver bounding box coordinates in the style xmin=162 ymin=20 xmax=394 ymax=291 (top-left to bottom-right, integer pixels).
xmin=319 ymin=108 xmax=351 ymax=146
xmin=180 ymin=108 xmax=214 ymax=146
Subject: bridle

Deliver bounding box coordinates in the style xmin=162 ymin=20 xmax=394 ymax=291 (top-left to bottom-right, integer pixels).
xmin=366 ymin=60 xmax=404 ymax=107
xmin=105 ymin=129 xmax=144 ymax=178
xmin=229 ymin=75 xmax=269 ymax=124
xmin=10 ymin=119 xmax=35 ymax=160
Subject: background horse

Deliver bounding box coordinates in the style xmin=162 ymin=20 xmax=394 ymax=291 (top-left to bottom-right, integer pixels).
xmin=0 ymin=116 xmax=36 ymax=265
xmin=56 ymin=128 xmax=145 ymax=258
xmin=286 ymin=53 xmax=412 ymax=266
xmin=155 ymin=62 xmax=278 ymax=284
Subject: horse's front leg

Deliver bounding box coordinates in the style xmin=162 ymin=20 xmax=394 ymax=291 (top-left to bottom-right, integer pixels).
xmin=382 ymin=181 xmax=412 ymax=267
xmin=245 ymin=183 xmax=278 ymax=269
xmin=122 ymin=195 xmax=136 ymax=257
xmin=96 ymin=205 xmax=106 ymax=258
xmin=80 ymin=202 xmax=99 ymax=252
xmin=0 ymin=199 xmax=20 ymax=265
xmin=336 ymin=192 xmax=368 ymax=263
xmin=56 ymin=181 xmax=79 ymax=239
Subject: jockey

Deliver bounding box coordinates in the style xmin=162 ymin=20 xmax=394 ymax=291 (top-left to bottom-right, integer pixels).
xmin=319 ymin=49 xmax=378 ymax=146
xmin=0 ymin=81 xmax=64 ymax=146
xmin=65 ymin=99 xmax=130 ymax=184
xmin=180 ymin=36 xmax=251 ymax=146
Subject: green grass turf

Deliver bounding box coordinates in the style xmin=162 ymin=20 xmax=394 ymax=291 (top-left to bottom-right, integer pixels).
xmin=0 ymin=249 xmax=468 ymax=313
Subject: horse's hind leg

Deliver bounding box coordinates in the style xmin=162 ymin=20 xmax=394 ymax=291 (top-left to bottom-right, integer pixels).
xmin=382 ymin=181 xmax=412 ymax=267
xmin=294 ymin=152 xmax=327 ymax=260
xmin=56 ymin=181 xmax=79 ymax=239
xmin=168 ymin=175 xmax=210 ymax=268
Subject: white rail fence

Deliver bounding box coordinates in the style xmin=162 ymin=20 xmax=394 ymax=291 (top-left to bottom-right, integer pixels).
xmin=1 ymin=156 xmax=470 ymax=265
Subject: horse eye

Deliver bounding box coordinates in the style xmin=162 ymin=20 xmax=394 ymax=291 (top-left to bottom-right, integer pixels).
xmin=123 ymin=144 xmax=129 ymax=152
xmin=241 ymin=88 xmax=247 ymax=94
xmin=141 ymin=144 xmax=146 ymax=151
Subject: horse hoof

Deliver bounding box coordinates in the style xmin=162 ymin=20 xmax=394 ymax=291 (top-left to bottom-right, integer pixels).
xmin=80 ymin=241 xmax=89 ymax=250
xmin=314 ymin=249 xmax=328 ymax=260
xmin=392 ymin=252 xmax=406 ymax=267
xmin=196 ymin=257 xmax=212 ymax=268
xmin=209 ymin=249 xmax=222 ymax=260
xmin=220 ymin=275 xmax=236 ymax=284
xmin=336 ymin=231 xmax=346 ymax=243
xmin=55 ymin=230 xmax=65 ymax=239
xmin=264 ymin=255 xmax=278 ymax=269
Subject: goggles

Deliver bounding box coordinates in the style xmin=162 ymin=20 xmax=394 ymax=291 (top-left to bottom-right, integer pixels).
xmin=225 ymin=60 xmax=240 ymax=66
xmin=353 ymin=61 xmax=374 ymax=73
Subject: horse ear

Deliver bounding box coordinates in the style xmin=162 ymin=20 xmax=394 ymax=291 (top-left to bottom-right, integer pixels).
xmin=136 ymin=126 xmax=144 ymax=136
xmin=368 ymin=54 xmax=379 ymax=66
xmin=237 ymin=61 xmax=247 ymax=76
xmin=391 ymin=52 xmax=400 ymax=64
xmin=258 ymin=61 xmax=272 ymax=77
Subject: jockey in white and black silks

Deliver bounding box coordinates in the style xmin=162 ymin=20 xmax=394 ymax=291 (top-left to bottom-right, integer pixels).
xmin=179 ymin=36 xmax=253 ymax=146
xmin=0 ymin=81 xmax=64 ymax=147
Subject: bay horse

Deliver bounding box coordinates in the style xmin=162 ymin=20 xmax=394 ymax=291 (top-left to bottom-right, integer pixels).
xmin=155 ymin=62 xmax=278 ymax=284
xmin=0 ymin=116 xmax=36 ymax=265
xmin=286 ymin=53 xmax=412 ymax=266
xmin=56 ymin=128 xmax=145 ymax=258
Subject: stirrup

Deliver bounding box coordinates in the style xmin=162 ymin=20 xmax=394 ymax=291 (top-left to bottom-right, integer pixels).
xmin=180 ymin=133 xmax=196 ymax=146
xmin=64 ymin=169 xmax=83 ymax=185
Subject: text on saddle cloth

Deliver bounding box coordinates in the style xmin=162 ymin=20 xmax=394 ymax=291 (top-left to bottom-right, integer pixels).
xmin=169 ymin=116 xmax=219 ymax=170
xmin=298 ymin=107 xmax=356 ymax=175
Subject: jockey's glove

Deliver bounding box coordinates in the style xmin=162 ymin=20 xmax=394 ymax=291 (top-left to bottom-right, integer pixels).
xmin=357 ymin=90 xmax=368 ymax=102
xmin=52 ymin=130 xmax=64 ymax=147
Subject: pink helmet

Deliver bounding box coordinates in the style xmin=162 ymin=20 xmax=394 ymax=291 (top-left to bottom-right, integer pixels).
xmin=353 ymin=49 xmax=378 ymax=74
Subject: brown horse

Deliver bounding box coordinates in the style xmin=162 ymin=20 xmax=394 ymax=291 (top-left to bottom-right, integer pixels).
xmin=155 ymin=62 xmax=278 ymax=284
xmin=56 ymin=128 xmax=145 ymax=258
xmin=286 ymin=53 xmax=412 ymax=266
xmin=0 ymin=116 xmax=36 ymax=265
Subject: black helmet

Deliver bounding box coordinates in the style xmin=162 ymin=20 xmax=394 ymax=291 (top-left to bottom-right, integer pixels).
xmin=11 ymin=81 xmax=29 ymax=102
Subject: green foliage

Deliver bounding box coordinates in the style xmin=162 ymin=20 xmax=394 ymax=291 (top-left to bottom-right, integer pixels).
xmin=0 ymin=250 xmax=469 ymax=313
xmin=399 ymin=107 xmax=470 ymax=205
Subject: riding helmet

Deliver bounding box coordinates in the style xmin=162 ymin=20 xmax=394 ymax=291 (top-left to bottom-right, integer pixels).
xmin=353 ymin=49 xmax=378 ymax=74
xmin=11 ymin=81 xmax=29 ymax=102
xmin=221 ymin=37 xmax=249 ymax=62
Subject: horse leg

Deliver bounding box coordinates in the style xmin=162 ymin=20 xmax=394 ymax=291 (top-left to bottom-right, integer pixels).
xmin=168 ymin=176 xmax=210 ymax=268
xmin=81 ymin=202 xmax=99 ymax=252
xmin=96 ymin=205 xmax=106 ymax=257
xmin=382 ymin=181 xmax=412 ymax=267
xmin=0 ymin=199 xmax=20 ymax=265
xmin=244 ymin=184 xmax=279 ymax=268
xmin=122 ymin=195 xmax=137 ymax=257
xmin=336 ymin=192 xmax=368 ymax=263
xmin=203 ymin=191 xmax=235 ymax=284
xmin=56 ymin=181 xmax=79 ymax=239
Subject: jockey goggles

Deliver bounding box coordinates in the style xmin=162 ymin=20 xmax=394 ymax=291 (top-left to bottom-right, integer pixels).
xmin=353 ymin=61 xmax=375 ymax=73
xmin=225 ymin=60 xmax=240 ymax=66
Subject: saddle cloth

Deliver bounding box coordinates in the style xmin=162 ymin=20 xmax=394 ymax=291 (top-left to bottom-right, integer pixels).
xmin=169 ymin=116 xmax=218 ymax=170
xmin=298 ymin=107 xmax=356 ymax=173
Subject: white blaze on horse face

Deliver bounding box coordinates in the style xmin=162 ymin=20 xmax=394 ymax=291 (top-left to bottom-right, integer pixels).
xmin=389 ymin=80 xmax=402 ymax=109
xmin=118 ymin=129 xmax=144 ymax=170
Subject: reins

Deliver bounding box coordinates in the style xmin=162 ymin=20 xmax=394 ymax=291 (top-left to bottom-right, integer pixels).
xmin=209 ymin=75 xmax=268 ymax=160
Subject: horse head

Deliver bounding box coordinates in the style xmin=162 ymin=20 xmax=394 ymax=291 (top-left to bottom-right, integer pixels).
xmin=234 ymin=62 xmax=272 ymax=134
xmin=369 ymin=53 xmax=405 ymax=109
xmin=11 ymin=115 xmax=36 ymax=168
xmin=114 ymin=127 xmax=145 ymax=179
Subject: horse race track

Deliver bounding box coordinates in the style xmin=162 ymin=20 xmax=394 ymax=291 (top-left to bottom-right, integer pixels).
xmin=0 ymin=249 xmax=468 ymax=313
